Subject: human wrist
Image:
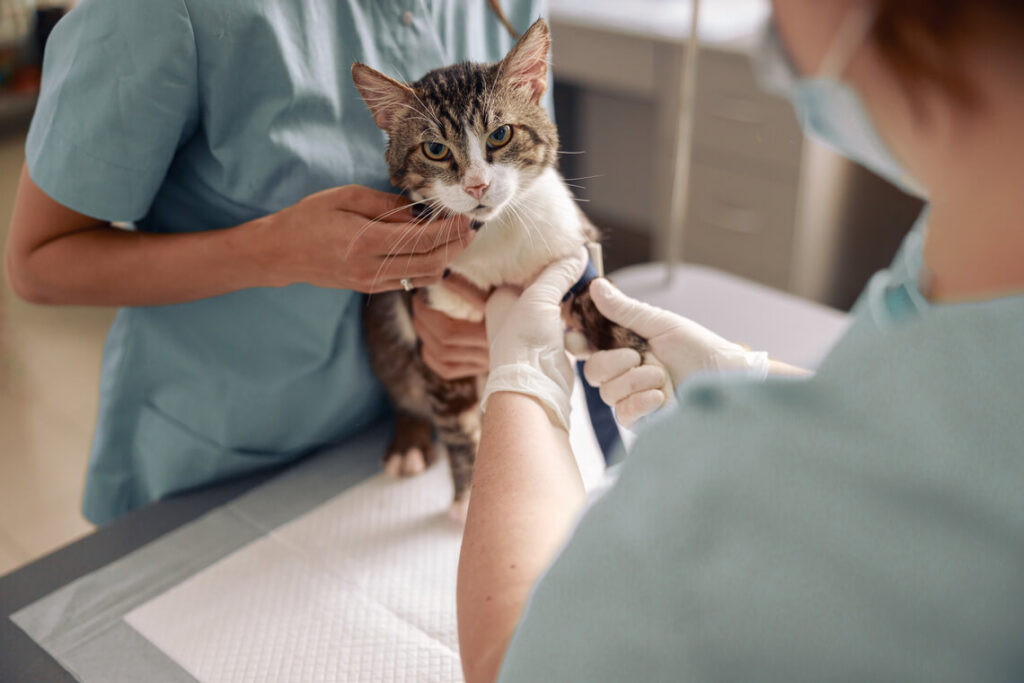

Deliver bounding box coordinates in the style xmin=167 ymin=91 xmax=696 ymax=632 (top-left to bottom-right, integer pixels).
xmin=481 ymin=364 xmax=572 ymax=431
xmin=228 ymin=212 xmax=293 ymax=289
xmin=712 ymin=343 xmax=771 ymax=379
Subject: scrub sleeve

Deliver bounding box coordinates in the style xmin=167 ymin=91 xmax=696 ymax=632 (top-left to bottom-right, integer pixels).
xmin=27 ymin=0 xmax=198 ymax=221
xmin=498 ymin=224 xmax=1024 ymax=682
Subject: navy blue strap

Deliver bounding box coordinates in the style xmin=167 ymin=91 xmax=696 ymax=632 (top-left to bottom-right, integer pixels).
xmin=578 ymin=360 xmax=623 ymax=465
xmin=565 ymin=258 xmax=620 ymax=463
xmin=563 ymin=258 xmax=600 ymax=302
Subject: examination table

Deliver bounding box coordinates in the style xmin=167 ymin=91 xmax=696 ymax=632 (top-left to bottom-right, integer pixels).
xmin=0 ymin=264 xmax=849 ymax=682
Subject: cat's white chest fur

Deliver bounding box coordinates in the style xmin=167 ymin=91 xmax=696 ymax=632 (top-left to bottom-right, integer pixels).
xmin=426 ymin=167 xmax=586 ymax=322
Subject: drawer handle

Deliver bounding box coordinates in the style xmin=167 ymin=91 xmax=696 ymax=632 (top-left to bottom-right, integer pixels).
xmin=710 ymin=199 xmax=760 ymax=235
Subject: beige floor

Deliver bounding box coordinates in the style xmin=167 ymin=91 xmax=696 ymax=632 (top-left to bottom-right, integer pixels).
xmin=0 ymin=128 xmax=115 ymax=575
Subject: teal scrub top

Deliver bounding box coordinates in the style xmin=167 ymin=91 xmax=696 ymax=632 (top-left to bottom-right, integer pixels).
xmin=27 ymin=0 xmax=548 ymax=525
xmin=500 ymin=219 xmax=1024 ymax=681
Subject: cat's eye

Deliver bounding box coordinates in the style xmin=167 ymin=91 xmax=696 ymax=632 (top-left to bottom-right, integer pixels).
xmin=486 ymin=124 xmax=513 ymax=149
xmin=422 ymin=142 xmax=451 ymax=161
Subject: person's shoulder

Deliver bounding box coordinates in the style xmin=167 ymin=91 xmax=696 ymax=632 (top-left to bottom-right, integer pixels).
xmin=62 ymin=0 xmax=195 ymax=40
xmin=631 ymin=294 xmax=1024 ymax=499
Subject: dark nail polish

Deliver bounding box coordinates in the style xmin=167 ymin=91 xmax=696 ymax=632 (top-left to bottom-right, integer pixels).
xmin=470 ymin=220 xmax=483 ymax=231
xmin=443 ymin=268 xmax=451 ymax=279
xmin=409 ymin=203 xmax=427 ymax=218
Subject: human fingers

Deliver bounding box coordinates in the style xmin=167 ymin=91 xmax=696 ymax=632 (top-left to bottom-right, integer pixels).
xmin=589 ymin=279 xmax=680 ymax=339
xmin=317 ymin=185 xmax=418 ymax=222
xmin=375 ymin=250 xmax=456 ymax=286
xmin=368 ymin=214 xmax=473 ymax=258
xmin=598 ymin=364 xmax=668 ymax=407
xmin=582 ymin=348 xmax=643 ymax=387
xmin=522 ymin=247 xmax=588 ymax=305
xmin=484 ymin=286 xmax=521 ymax=340
xmin=615 ymin=389 xmax=668 ymax=429
xmin=412 ymin=296 xmax=489 ymax=349
xmin=421 ymin=343 xmax=489 ymax=380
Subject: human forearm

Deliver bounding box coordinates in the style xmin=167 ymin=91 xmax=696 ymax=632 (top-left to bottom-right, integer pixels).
xmin=457 ymin=392 xmax=586 ymax=683
xmin=8 ymin=216 xmax=277 ymax=306
xmin=7 ymin=166 xmax=473 ymax=306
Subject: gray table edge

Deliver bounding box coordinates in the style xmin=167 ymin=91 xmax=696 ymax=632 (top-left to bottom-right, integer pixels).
xmin=0 ymin=462 xmax=284 ymax=681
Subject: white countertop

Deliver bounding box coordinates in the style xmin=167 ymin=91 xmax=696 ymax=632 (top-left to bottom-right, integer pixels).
xmin=550 ymin=0 xmax=770 ymax=49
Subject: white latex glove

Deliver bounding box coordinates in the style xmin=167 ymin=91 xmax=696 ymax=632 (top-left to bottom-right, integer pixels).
xmin=583 ymin=278 xmax=770 ymax=426
xmin=480 ymin=249 xmax=588 ymax=431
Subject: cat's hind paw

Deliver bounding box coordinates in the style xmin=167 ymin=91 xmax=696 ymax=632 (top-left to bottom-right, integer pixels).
xmin=448 ymin=496 xmax=470 ymax=524
xmin=384 ymin=447 xmax=428 ymax=477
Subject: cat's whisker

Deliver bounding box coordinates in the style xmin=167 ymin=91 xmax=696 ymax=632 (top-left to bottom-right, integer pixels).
xmin=510 ymin=197 xmax=554 ymax=259
xmin=506 ymin=199 xmax=545 ymax=259
xmin=562 ymin=175 xmax=604 ymax=182
xmin=394 ymin=200 xmax=448 ymax=280
xmin=557 ymin=150 xmax=586 ymax=155
xmin=426 ymin=206 xmax=454 ymax=254
xmin=369 ymin=210 xmax=430 ymax=293
xmin=406 ymin=203 xmax=447 ymax=273
xmin=345 ymin=197 xmax=436 ymax=260
xmin=509 ymin=194 xmax=557 ymax=255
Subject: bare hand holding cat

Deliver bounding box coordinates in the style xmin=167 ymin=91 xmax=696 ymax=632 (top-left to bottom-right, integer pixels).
xmin=257 ymin=185 xmax=475 ymax=293
xmin=411 ymin=274 xmax=490 ymax=380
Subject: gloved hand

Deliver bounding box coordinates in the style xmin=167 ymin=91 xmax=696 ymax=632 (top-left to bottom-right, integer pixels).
xmin=480 ymin=249 xmax=589 ymax=431
xmin=584 ymin=278 xmax=770 ymax=426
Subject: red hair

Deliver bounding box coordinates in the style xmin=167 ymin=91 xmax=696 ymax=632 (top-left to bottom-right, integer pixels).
xmin=871 ymin=0 xmax=1024 ymax=104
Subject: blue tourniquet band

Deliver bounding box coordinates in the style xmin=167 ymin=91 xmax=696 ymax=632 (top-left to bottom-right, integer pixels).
xmin=578 ymin=361 xmax=623 ymax=464
xmin=564 ymin=259 xmax=600 ymax=302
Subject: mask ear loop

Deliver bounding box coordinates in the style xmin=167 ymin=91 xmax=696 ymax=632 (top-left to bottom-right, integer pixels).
xmin=817 ymin=3 xmax=879 ymax=80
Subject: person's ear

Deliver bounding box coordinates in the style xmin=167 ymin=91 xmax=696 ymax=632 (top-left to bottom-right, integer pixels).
xmin=351 ymin=63 xmax=416 ymax=131
xmin=497 ymin=18 xmax=550 ymax=104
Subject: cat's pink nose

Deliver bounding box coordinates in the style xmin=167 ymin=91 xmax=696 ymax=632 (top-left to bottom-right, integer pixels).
xmin=463 ymin=183 xmax=489 ymax=201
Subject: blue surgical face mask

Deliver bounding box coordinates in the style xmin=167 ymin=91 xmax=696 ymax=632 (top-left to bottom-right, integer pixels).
xmin=754 ymin=7 xmax=928 ymax=199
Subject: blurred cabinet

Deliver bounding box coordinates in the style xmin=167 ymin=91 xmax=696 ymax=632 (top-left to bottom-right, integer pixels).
xmin=550 ymin=1 xmax=808 ymax=291
xmin=550 ymin=2 xmax=922 ymax=304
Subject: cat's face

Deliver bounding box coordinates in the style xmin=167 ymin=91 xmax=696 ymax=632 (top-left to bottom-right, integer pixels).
xmin=353 ymin=19 xmax=557 ymax=223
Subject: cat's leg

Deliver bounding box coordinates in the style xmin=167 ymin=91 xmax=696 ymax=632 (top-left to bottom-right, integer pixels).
xmin=363 ymin=291 xmax=437 ymax=478
xmin=384 ymin=412 xmax=436 ymax=477
xmin=426 ymin=374 xmax=480 ymax=521
xmin=565 ymin=287 xmax=650 ymax=356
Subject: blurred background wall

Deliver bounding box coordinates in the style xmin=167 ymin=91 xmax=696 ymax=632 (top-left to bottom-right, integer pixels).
xmin=549 ymin=0 xmax=924 ymax=309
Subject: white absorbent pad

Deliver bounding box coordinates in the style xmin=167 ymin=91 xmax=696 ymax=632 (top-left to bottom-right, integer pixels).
xmin=124 ymin=383 xmax=608 ymax=683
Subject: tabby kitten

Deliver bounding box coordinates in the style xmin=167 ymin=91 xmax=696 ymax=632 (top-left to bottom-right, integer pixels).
xmin=353 ymin=19 xmax=645 ymax=518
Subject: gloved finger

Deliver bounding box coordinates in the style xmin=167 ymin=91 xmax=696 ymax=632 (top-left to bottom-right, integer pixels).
xmin=616 ymin=389 xmax=668 ymax=429
xmin=484 ymin=286 xmax=521 ymax=340
xmin=589 ymin=279 xmax=680 ymax=339
xmin=599 ymin=364 xmax=668 ymax=407
xmin=583 ymin=348 xmax=643 ymax=386
xmin=522 ymin=247 xmax=588 ymax=306
xmin=643 ymin=351 xmax=675 ymax=401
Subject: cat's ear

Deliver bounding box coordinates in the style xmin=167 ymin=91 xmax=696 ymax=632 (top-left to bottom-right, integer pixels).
xmin=498 ymin=18 xmax=550 ymax=105
xmin=352 ymin=63 xmax=415 ymax=131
